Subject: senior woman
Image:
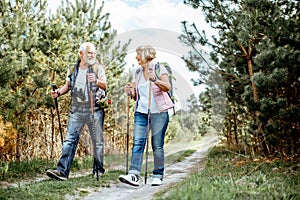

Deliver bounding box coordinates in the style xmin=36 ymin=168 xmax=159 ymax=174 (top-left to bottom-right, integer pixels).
xmin=119 ymin=45 xmax=174 ymax=187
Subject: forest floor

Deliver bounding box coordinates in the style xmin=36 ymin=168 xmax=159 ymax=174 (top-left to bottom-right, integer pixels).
xmin=65 ymin=134 xmax=218 ymax=200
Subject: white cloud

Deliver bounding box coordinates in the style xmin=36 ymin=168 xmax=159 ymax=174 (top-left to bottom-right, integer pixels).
xmin=47 ymin=0 xmax=215 ymax=100
xmin=48 ymin=0 xmax=215 ymax=38
xmin=103 ymin=0 xmax=215 ymax=99
xmin=104 ymin=0 xmax=212 ymax=35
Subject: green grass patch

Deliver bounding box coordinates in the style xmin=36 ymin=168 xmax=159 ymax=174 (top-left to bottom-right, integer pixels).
xmin=165 ymin=149 xmax=195 ymax=163
xmin=0 ymin=159 xmax=57 ymax=182
xmin=0 ymin=170 xmax=123 ymax=200
xmin=141 ymin=149 xmax=196 ymax=175
xmin=0 ymin=149 xmax=195 ymax=199
xmin=154 ymin=146 xmax=300 ymax=200
xmin=0 ymin=153 xmax=126 ymax=183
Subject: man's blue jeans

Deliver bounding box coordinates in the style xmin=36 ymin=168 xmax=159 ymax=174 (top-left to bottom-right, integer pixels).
xmin=129 ymin=111 xmax=169 ymax=180
xmin=57 ymin=105 xmax=105 ymax=177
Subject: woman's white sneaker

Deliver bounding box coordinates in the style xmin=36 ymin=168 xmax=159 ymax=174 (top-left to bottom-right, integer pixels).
xmin=119 ymin=174 xmax=140 ymax=187
xmin=151 ymin=178 xmax=162 ymax=186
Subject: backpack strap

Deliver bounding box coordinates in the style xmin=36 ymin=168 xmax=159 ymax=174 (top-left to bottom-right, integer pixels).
xmin=90 ymin=64 xmax=99 ymax=78
xmin=69 ymin=62 xmax=102 ymax=101
xmin=155 ymin=62 xmax=160 ymax=78
xmin=134 ymin=67 xmax=144 ymax=101
xmin=135 ymin=67 xmax=143 ymax=83
xmin=68 ymin=60 xmax=80 ymax=95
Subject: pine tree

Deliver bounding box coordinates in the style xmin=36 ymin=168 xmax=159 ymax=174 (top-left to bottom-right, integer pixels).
xmin=0 ymin=0 xmax=49 ymax=159
xmin=0 ymin=0 xmax=48 ymax=122
xmin=251 ymin=0 xmax=300 ymax=155
xmin=181 ymin=0 xmax=300 ymax=157
xmin=0 ymin=0 xmax=129 ymax=160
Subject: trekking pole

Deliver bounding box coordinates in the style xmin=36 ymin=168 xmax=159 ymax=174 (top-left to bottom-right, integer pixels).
xmin=88 ymin=66 xmax=99 ymax=181
xmin=51 ymin=83 xmax=63 ymax=146
xmin=126 ymin=90 xmax=131 ymax=175
xmin=126 ymin=65 xmax=134 ymax=175
xmin=145 ymin=77 xmax=152 ymax=184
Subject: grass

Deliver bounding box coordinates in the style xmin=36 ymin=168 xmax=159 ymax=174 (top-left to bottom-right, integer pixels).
xmin=0 ymin=170 xmax=122 ymax=200
xmin=154 ymin=146 xmax=300 ymax=200
xmin=0 ymin=159 xmax=57 ymax=182
xmin=165 ymin=149 xmax=195 ymax=163
xmin=141 ymin=149 xmax=195 ymax=176
xmin=2 ymin=146 xmax=299 ymax=200
xmin=0 ymin=149 xmax=195 ymax=199
xmin=0 ymin=153 xmax=128 ymax=182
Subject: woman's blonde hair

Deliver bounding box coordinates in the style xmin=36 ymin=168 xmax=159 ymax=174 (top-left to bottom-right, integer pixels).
xmin=136 ymin=45 xmax=156 ymax=64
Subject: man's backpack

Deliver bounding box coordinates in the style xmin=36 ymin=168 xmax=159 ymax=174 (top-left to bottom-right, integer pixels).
xmin=68 ymin=62 xmax=100 ymax=95
xmin=136 ymin=62 xmax=176 ymax=114
xmin=68 ymin=62 xmax=108 ymax=109
xmin=69 ymin=63 xmax=99 ymax=78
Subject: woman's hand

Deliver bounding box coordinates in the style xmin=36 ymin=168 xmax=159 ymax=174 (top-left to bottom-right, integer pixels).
xmin=148 ymin=63 xmax=157 ymax=82
xmin=124 ymin=83 xmax=134 ymax=95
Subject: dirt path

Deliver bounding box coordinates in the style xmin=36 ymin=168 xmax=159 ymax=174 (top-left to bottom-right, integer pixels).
xmin=66 ymin=134 xmax=218 ymax=200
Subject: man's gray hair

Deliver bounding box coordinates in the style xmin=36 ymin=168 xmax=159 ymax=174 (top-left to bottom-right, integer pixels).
xmin=78 ymin=42 xmax=96 ymax=56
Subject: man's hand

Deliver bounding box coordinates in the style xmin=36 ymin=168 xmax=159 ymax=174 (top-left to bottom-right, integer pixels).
xmin=87 ymin=73 xmax=96 ymax=83
xmin=51 ymin=90 xmax=60 ymax=99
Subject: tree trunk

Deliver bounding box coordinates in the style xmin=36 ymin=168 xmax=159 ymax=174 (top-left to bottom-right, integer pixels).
xmin=247 ymin=59 xmax=259 ymax=102
xmin=233 ymin=112 xmax=238 ymax=145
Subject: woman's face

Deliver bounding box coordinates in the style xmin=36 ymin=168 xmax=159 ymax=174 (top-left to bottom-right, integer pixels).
xmin=136 ymin=51 xmax=143 ymax=66
xmin=136 ymin=50 xmax=150 ymax=67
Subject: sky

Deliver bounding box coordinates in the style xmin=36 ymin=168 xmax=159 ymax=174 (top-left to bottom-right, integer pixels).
xmin=48 ymin=0 xmax=217 ymax=109
xmin=102 ymin=0 xmax=210 ymax=33
xmin=48 ymin=0 xmax=211 ymax=33
xmin=102 ymin=0 xmax=215 ymax=106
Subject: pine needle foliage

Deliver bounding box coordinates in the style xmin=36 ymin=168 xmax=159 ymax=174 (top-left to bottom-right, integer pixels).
xmin=0 ymin=0 xmax=129 ymax=161
xmin=181 ymin=0 xmax=300 ymax=158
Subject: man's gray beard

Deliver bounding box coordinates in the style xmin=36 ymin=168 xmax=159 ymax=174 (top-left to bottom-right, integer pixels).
xmin=84 ymin=55 xmax=96 ymax=65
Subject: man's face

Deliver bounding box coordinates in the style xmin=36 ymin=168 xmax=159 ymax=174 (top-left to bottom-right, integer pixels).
xmin=82 ymin=45 xmax=96 ymax=65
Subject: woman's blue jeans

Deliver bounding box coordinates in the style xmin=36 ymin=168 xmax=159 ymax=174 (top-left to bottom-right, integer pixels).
xmin=57 ymin=105 xmax=105 ymax=177
xmin=129 ymin=111 xmax=169 ymax=180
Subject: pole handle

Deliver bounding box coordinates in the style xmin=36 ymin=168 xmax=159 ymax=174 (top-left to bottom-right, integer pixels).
xmin=51 ymin=83 xmax=57 ymax=91
xmin=51 ymin=83 xmax=63 ymax=146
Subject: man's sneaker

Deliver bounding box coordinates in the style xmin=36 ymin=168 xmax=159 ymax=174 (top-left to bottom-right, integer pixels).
xmin=93 ymin=171 xmax=104 ymax=179
xmin=46 ymin=169 xmax=67 ymax=181
xmin=119 ymin=174 xmax=140 ymax=187
xmin=151 ymin=178 xmax=162 ymax=186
